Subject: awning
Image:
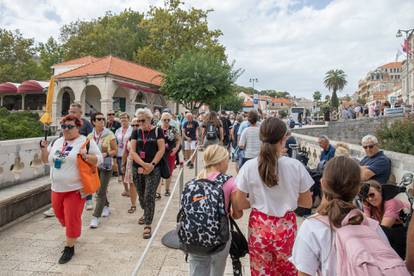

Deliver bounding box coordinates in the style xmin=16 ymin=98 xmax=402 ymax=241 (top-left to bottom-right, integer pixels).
xmin=18 ymin=80 xmax=49 ymax=94
xmin=113 ymin=80 xmax=160 ymax=95
xmin=0 ymin=82 xmax=19 ymax=94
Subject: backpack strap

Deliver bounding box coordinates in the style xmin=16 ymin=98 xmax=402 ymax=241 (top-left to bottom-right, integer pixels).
xmin=213 ymin=173 xmax=232 ymax=188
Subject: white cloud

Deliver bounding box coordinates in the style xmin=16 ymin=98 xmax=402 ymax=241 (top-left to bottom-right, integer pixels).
xmin=0 ymin=0 xmax=413 ymax=98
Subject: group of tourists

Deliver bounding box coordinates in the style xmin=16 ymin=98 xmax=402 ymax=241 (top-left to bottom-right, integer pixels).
xmin=40 ymin=103 xmax=414 ymax=276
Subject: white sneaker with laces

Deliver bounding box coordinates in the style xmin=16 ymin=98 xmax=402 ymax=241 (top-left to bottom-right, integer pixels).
xmin=102 ymin=206 xmax=110 ymax=217
xmin=90 ymin=217 xmax=99 ymax=228
xmin=85 ymin=200 xmax=93 ymax=210
xmin=43 ymin=208 xmax=55 ymax=217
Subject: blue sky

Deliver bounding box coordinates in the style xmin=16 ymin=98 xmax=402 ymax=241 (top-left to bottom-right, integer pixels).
xmin=0 ymin=0 xmax=413 ymax=99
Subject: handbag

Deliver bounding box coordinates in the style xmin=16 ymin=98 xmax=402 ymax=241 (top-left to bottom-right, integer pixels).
xmin=155 ymin=127 xmax=171 ymax=179
xmin=229 ymin=216 xmax=249 ymax=259
xmin=77 ymin=138 xmax=100 ymax=195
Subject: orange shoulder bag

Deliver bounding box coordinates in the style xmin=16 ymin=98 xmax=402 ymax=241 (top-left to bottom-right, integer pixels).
xmin=77 ymin=138 xmax=100 ymax=195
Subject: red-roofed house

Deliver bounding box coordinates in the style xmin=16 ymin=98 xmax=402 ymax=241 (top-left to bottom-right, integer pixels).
xmin=51 ymin=55 xmax=167 ymax=124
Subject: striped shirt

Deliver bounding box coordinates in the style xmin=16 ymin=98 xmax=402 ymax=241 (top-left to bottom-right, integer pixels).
xmin=239 ymin=126 xmax=261 ymax=158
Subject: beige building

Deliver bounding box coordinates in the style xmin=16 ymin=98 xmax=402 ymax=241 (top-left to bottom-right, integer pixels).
xmin=401 ymin=33 xmax=414 ymax=105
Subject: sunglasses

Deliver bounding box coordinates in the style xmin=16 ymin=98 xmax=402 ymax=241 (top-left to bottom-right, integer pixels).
xmin=61 ymin=124 xmax=76 ymax=130
xmin=95 ymin=118 xmax=105 ymax=122
xmin=363 ymin=144 xmax=375 ymax=149
xmin=137 ymin=119 xmax=146 ymax=123
xmin=107 ymin=113 xmax=115 ymax=116
xmin=131 ymin=124 xmax=139 ymax=127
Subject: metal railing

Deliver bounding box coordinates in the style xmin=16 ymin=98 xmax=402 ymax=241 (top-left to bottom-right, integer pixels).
xmin=131 ymin=147 xmax=199 ymax=276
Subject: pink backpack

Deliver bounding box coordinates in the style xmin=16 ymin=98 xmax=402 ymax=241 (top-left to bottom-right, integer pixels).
xmin=315 ymin=209 xmax=410 ymax=276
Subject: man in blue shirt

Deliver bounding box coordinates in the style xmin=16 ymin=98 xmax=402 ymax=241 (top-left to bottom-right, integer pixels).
xmin=318 ymin=135 xmax=335 ymax=162
xmin=360 ymin=134 xmax=391 ymax=185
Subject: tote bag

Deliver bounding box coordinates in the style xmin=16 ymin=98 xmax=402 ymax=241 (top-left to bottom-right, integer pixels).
xmin=77 ymin=139 xmax=100 ymax=194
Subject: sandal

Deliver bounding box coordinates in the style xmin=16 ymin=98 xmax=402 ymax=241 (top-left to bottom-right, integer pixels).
xmin=155 ymin=193 xmax=161 ymax=200
xmin=143 ymin=226 xmax=152 ymax=239
xmin=128 ymin=206 xmax=136 ymax=214
xmin=138 ymin=216 xmax=145 ymax=225
xmin=164 ymin=190 xmax=170 ymax=197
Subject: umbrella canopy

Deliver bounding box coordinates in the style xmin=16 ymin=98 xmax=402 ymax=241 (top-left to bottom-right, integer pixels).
xmin=39 ymin=78 xmax=55 ymax=125
xmin=18 ymin=80 xmax=48 ymax=94
xmin=0 ymin=82 xmax=19 ymax=94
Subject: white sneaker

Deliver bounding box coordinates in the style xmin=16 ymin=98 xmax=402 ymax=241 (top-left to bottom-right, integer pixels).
xmin=102 ymin=206 xmax=110 ymax=217
xmin=43 ymin=208 xmax=55 ymax=217
xmin=90 ymin=217 xmax=99 ymax=228
xmin=85 ymin=200 xmax=93 ymax=211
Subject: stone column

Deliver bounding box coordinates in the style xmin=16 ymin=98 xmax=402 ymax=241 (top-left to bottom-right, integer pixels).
xmin=21 ymin=94 xmax=25 ymax=110
xmin=52 ymin=102 xmax=58 ymax=126
xmin=100 ymin=99 xmax=113 ymax=116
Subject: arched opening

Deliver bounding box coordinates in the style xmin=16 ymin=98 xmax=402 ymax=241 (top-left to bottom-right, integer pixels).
xmin=57 ymin=87 xmax=75 ymax=116
xmin=134 ymin=92 xmax=148 ymax=110
xmin=81 ymin=85 xmax=101 ymax=117
xmin=112 ymin=87 xmax=128 ymax=112
xmin=153 ymin=94 xmax=165 ymax=110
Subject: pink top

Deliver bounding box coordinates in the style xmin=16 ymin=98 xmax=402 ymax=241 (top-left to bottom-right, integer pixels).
xmin=207 ymin=172 xmax=236 ymax=210
xmin=364 ymin=198 xmax=410 ymax=221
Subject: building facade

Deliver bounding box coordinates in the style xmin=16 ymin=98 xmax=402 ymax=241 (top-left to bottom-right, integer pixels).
xmin=400 ymin=33 xmax=414 ymax=105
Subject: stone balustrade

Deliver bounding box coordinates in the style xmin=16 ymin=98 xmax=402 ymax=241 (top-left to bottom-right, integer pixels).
xmin=0 ymin=136 xmax=56 ymax=190
xmin=293 ymin=133 xmax=414 ymax=182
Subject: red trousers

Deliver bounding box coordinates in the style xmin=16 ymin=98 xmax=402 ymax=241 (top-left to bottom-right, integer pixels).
xmin=52 ymin=190 xmax=86 ymax=238
xmin=248 ymin=209 xmax=298 ymax=276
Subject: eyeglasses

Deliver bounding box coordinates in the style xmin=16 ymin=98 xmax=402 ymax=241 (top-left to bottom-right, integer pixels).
xmin=107 ymin=113 xmax=115 ymax=116
xmin=96 ymin=118 xmax=105 ymax=121
xmin=61 ymin=124 xmax=76 ymax=130
xmin=137 ymin=119 xmax=146 ymax=123
xmin=363 ymin=144 xmax=376 ymax=149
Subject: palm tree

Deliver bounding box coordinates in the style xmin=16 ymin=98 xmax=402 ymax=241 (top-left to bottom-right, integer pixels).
xmin=324 ymin=69 xmax=347 ymax=109
xmin=312 ymin=91 xmax=322 ymax=102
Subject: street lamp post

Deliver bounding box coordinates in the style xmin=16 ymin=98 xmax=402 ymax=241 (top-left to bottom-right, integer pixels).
xmin=396 ymin=28 xmax=414 ymax=106
xmin=249 ymin=78 xmax=259 ymax=111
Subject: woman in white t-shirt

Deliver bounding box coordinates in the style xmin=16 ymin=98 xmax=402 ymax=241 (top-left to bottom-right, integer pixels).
xmin=234 ymin=117 xmax=313 ymax=276
xmin=114 ymin=112 xmax=133 ymax=195
xmin=290 ymin=156 xmax=390 ymax=276
xmin=40 ymin=115 xmax=102 ymax=264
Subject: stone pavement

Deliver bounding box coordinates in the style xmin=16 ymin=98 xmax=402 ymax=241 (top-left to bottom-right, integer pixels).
xmin=0 ymin=152 xmax=251 ymax=276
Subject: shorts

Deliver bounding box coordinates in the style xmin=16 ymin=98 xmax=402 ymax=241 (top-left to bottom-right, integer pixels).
xmin=184 ymin=140 xmax=197 ymax=150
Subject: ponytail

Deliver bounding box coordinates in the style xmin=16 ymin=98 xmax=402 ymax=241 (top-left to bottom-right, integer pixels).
xmin=258 ymin=143 xmax=279 ymax=187
xmin=318 ymin=198 xmax=363 ymax=228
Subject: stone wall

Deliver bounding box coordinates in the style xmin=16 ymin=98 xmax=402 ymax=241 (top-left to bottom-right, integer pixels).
xmin=293 ymin=133 xmax=414 ymax=182
xmin=292 ymin=116 xmax=406 ymax=144
xmin=0 ymin=137 xmax=56 ymax=190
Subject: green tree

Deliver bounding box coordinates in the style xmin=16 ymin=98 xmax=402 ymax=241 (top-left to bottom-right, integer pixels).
xmin=209 ymin=88 xmax=243 ymax=112
xmin=376 ymin=119 xmax=414 ymax=154
xmin=261 ymin=90 xmax=290 ymax=98
xmin=60 ymin=9 xmax=146 ymax=61
xmin=357 ymin=96 xmax=366 ymax=105
xmin=0 ymin=29 xmax=43 ymax=82
xmin=162 ymin=50 xmax=241 ymax=111
xmin=135 ymin=0 xmax=225 ymax=71
xmin=37 ymin=37 xmax=64 ymax=79
xmin=233 ymin=84 xmax=256 ymax=95
xmin=0 ymin=108 xmax=44 ymax=140
xmin=313 ymin=91 xmax=322 ymax=102
xmin=324 ymin=69 xmax=347 ymax=110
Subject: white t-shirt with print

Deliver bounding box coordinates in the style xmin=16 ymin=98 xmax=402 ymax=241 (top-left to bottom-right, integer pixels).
xmin=290 ymin=216 xmax=389 ymax=276
xmin=115 ymin=126 xmax=133 ymax=157
xmin=48 ymin=136 xmax=103 ymax=192
xmin=236 ymin=156 xmax=314 ymax=217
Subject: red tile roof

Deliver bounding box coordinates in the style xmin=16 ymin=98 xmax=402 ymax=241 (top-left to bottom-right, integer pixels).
xmin=54 ymin=56 xmax=163 ymax=86
xmin=242 ymin=101 xmax=253 ymax=107
xmin=53 ymin=56 xmax=99 ymax=67
xmin=271 ymin=98 xmax=291 ymax=104
xmin=380 ymin=62 xmax=402 ymax=69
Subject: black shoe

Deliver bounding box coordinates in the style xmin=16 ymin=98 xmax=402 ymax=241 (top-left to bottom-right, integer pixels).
xmin=188 ymin=163 xmax=194 ymax=169
xmin=59 ymin=246 xmax=74 ymax=264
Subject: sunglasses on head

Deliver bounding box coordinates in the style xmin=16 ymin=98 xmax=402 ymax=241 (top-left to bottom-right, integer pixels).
xmin=61 ymin=124 xmax=76 ymax=130
xmin=95 ymin=117 xmax=105 ymax=121
xmin=107 ymin=113 xmax=115 ymax=116
xmin=363 ymin=144 xmax=375 ymax=149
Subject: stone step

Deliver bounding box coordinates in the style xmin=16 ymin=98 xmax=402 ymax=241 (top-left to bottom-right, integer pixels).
xmin=0 ymin=176 xmax=51 ymax=228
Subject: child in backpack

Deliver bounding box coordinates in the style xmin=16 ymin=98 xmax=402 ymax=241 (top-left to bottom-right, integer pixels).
xmin=188 ymin=144 xmax=242 ymax=276
xmin=234 ymin=117 xmax=314 ymax=276
xmin=290 ymin=156 xmax=409 ymax=276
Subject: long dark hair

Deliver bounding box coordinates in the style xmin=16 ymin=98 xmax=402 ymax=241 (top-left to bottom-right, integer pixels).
xmin=317 ymin=156 xmax=362 ymax=228
xmin=258 ymin=117 xmax=287 ymax=187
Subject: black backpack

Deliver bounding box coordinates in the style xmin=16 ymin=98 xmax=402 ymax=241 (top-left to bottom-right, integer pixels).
xmin=177 ymin=174 xmax=231 ymax=256
xmin=206 ymin=122 xmax=218 ymax=140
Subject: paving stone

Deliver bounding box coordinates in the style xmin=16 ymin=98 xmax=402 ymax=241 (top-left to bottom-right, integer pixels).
xmin=16 ymin=261 xmax=54 ymax=272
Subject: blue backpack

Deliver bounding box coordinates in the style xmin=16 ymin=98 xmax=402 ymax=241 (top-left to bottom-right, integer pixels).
xmin=177 ymin=174 xmax=231 ymax=256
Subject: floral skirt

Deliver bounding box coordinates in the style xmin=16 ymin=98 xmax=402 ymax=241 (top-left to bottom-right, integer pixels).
xmin=248 ymin=208 xmax=297 ymax=276
xmin=123 ymin=157 xmax=133 ymax=184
